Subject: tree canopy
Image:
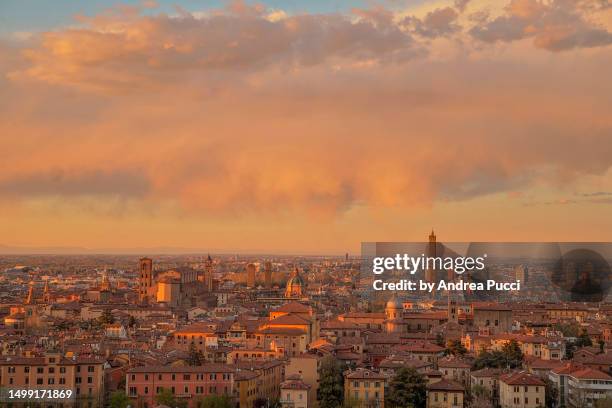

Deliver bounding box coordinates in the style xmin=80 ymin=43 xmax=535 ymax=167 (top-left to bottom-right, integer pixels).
xmin=318 ymin=355 xmax=345 ymax=408
xmin=385 ymin=367 xmax=427 ymax=408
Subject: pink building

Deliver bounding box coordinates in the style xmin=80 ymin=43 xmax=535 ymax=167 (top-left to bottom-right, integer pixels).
xmin=127 ymin=365 xmax=235 ymax=407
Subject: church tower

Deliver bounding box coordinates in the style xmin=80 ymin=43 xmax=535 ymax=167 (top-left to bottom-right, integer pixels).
xmin=425 ymin=229 xmax=437 ymax=298
xmin=25 ymin=281 xmax=34 ymax=305
xmin=246 ymin=263 xmax=256 ymax=288
xmin=43 ymin=280 xmax=50 ymax=303
xmin=264 ymin=261 xmax=272 ymax=289
xmin=138 ymin=257 xmax=153 ymax=303
xmin=205 ymin=254 xmax=214 ymax=292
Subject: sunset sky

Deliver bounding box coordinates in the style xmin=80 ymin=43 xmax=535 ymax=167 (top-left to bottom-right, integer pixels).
xmin=1 ymin=0 xmax=612 ymax=254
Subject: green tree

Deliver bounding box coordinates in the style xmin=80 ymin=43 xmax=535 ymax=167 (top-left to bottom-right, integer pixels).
xmin=553 ymin=322 xmax=580 ymax=337
xmin=598 ymin=339 xmax=605 ymax=354
xmin=99 ymin=309 xmax=115 ymax=324
xmin=385 ymin=367 xmax=427 ymax=408
xmin=318 ymin=355 xmax=344 ymax=408
xmin=565 ymin=341 xmax=577 ymax=359
xmin=435 ymin=333 xmax=445 ymax=347
xmin=188 ymin=343 xmax=204 ymax=366
xmin=445 ymin=339 xmax=467 ymax=356
xmin=575 ymin=329 xmax=593 ymax=348
xmin=195 ymin=395 xmax=233 ymax=408
xmin=501 ymin=339 xmax=524 ymax=368
xmin=109 ymin=391 xmax=130 ymax=408
xmin=542 ymin=378 xmax=558 ymax=408
xmin=155 ymin=387 xmax=177 ymax=407
xmin=128 ymin=315 xmax=137 ymax=327
xmin=343 ymin=395 xmax=361 ymax=408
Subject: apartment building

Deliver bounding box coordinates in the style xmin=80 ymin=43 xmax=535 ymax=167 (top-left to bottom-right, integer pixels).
xmin=344 ymin=368 xmax=387 ymax=408
xmin=567 ymin=368 xmax=612 ymax=408
xmin=126 ymin=365 xmax=235 ymax=408
xmin=0 ymin=354 xmax=105 ymax=406
xmin=499 ymin=371 xmax=545 ymax=408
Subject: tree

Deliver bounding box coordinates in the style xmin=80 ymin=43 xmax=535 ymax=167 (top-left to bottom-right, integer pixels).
xmin=565 ymin=341 xmax=577 ymax=359
xmin=195 ymin=395 xmax=233 ymax=408
xmin=501 ymin=339 xmax=524 ymax=368
xmin=318 ymin=355 xmax=344 ymax=408
xmin=472 ymin=341 xmax=523 ymax=370
xmin=435 ymin=333 xmax=445 ymax=347
xmin=99 ymin=309 xmax=115 ymax=324
xmin=128 ymin=315 xmax=137 ymax=327
xmin=542 ymin=378 xmax=558 ymax=408
xmin=155 ymin=387 xmax=177 ymax=407
xmin=342 ymin=396 xmax=361 ymax=408
xmin=553 ymin=322 xmax=580 ymax=337
xmin=385 ymin=367 xmax=427 ymax=408
xmin=446 ymin=339 xmax=467 ymax=356
xmin=575 ymin=329 xmax=593 ymax=348
xmin=188 ymin=343 xmax=204 ymax=366
xmin=109 ymin=391 xmax=130 ymax=408
xmin=598 ymin=339 xmax=605 ymax=354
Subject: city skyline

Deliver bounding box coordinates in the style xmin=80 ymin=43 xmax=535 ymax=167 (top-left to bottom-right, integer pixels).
xmin=1 ymin=0 xmax=612 ymax=253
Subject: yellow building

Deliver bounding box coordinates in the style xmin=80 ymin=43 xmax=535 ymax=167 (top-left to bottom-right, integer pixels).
xmin=499 ymin=371 xmax=545 ymax=408
xmin=344 ymin=369 xmax=387 ymax=408
xmin=280 ymin=374 xmax=311 ymax=408
xmin=427 ymin=379 xmax=465 ymax=408
xmin=235 ymin=370 xmax=259 ymax=408
xmin=286 ymin=355 xmax=320 ymax=407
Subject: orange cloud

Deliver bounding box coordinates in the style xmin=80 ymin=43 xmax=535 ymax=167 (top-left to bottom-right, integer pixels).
xmin=1 ymin=0 xmax=611 ymax=223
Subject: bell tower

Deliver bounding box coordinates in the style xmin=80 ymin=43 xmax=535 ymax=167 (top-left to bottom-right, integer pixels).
xmin=138 ymin=257 xmax=153 ymax=303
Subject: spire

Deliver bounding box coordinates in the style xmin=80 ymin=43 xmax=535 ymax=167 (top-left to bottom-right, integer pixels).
xmin=25 ymin=281 xmax=34 ymax=305
xmin=43 ymin=279 xmax=50 ymax=303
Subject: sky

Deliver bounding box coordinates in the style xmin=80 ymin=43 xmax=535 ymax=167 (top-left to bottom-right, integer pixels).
xmin=1 ymin=0 xmax=612 ymax=254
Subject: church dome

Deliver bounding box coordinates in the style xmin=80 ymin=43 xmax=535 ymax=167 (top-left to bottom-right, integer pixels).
xmin=386 ymin=294 xmax=402 ymax=310
xmin=285 ymin=267 xmax=304 ymax=298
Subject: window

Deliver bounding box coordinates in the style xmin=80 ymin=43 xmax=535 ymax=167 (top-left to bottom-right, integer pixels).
xmin=88 ymin=366 xmax=95 ymax=373
xmin=37 ymin=367 xmax=44 ymax=374
xmin=49 ymin=367 xmax=55 ymax=374
xmin=183 ymin=374 xmax=190 ymax=380
xmin=37 ymin=378 xmax=43 ymax=385
xmin=23 ymin=367 xmax=29 ymax=373
xmin=60 ymin=367 xmax=66 ymax=374
xmin=144 ymin=387 xmax=148 ymax=394
xmin=129 ymin=387 xmax=137 ymax=397
xmin=48 ymin=378 xmax=55 ymax=385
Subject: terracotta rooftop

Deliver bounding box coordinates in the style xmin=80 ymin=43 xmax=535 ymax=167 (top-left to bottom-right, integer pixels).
xmin=499 ymin=371 xmax=545 ymax=386
xmin=427 ymin=379 xmax=465 ymax=391
xmin=569 ymin=368 xmax=612 ymax=381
